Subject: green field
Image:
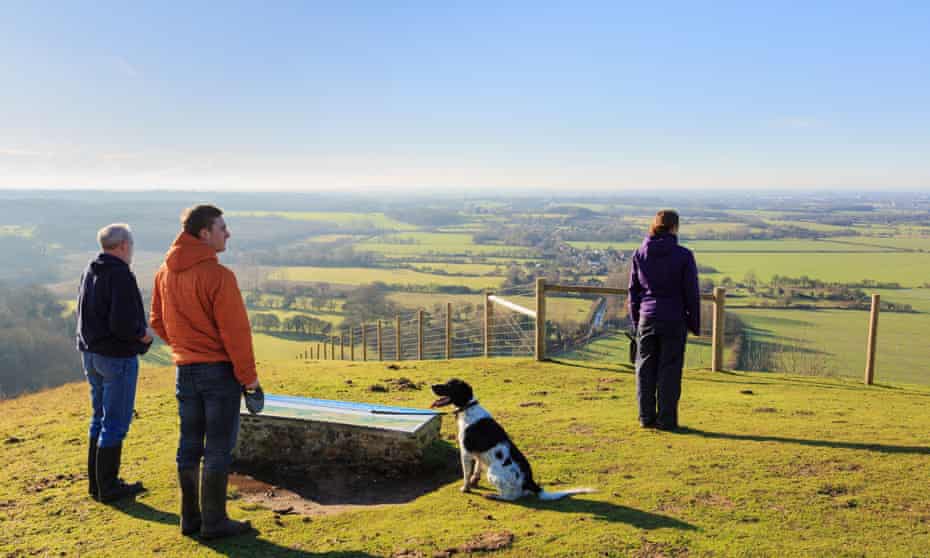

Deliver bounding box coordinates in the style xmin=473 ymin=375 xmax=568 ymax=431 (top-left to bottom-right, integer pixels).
xmin=407 ymin=262 xmax=505 ymax=275
xmin=357 ymin=232 xmax=534 ymax=258
xmin=227 ymin=211 xmax=417 ymax=231
xmin=696 ymin=252 xmax=930 ymax=286
xmin=568 ymin=239 xmax=892 ymax=253
xmin=387 ymin=291 xmax=596 ymax=325
xmin=733 ymin=308 xmax=930 ymax=385
xmin=6 ymin=357 xmax=930 ymax=556
xmin=558 ymin=331 xmax=718 ymax=370
xmin=267 ymin=266 xmax=504 ymax=289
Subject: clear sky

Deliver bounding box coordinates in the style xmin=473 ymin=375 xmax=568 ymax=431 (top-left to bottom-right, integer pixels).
xmin=1 ymin=1 xmax=928 ymax=192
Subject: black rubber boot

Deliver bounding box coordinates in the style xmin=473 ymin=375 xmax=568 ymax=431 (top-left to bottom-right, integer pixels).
xmin=178 ymin=467 xmax=202 ymax=536
xmin=88 ymin=438 xmax=99 ymax=500
xmin=96 ymin=443 xmax=145 ymax=503
xmin=200 ymin=469 xmax=252 ymax=540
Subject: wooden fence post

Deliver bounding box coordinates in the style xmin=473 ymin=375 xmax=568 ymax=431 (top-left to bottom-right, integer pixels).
xmin=362 ymin=324 xmax=368 ymax=361
xmin=446 ymin=302 xmax=452 ymax=360
xmin=331 ymin=336 xmax=336 ymax=361
xmin=350 ymin=328 xmax=355 ymax=361
xmin=395 ymin=315 xmax=402 ymax=361
xmin=377 ymin=320 xmax=383 ymax=361
xmin=340 ymin=333 xmax=345 ymax=360
xmin=711 ymin=287 xmax=726 ymax=372
xmin=417 ymin=310 xmax=424 ymax=360
xmin=865 ymin=294 xmax=880 ymax=385
xmin=535 ymin=278 xmax=546 ymax=361
xmin=484 ymin=291 xmax=493 ymax=358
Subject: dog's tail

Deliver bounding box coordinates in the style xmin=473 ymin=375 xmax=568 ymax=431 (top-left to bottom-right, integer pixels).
xmin=536 ymin=487 xmax=596 ymax=501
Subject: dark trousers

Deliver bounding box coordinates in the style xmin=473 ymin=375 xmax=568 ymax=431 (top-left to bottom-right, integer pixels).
xmin=636 ymin=318 xmax=687 ymax=427
xmin=176 ymin=362 xmax=241 ymax=472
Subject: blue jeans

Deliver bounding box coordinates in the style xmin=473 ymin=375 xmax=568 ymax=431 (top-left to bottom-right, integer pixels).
xmin=82 ymin=352 xmax=139 ymax=448
xmin=176 ymin=362 xmax=241 ymax=473
xmin=636 ymin=319 xmax=687 ymax=427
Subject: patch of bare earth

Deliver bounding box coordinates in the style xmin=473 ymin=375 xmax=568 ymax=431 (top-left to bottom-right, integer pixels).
xmin=230 ymin=456 xmax=459 ymax=517
xmin=392 ymin=531 xmax=515 ymax=557
xmin=634 ymin=538 xmax=690 ymax=558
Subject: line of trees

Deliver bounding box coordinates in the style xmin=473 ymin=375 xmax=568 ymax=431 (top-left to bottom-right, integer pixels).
xmin=0 ymin=284 xmax=79 ymax=398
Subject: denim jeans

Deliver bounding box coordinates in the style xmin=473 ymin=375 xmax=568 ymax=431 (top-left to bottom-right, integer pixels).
xmin=82 ymin=352 xmax=139 ymax=448
xmin=636 ymin=318 xmax=687 ymax=427
xmin=176 ymin=362 xmax=241 ymax=472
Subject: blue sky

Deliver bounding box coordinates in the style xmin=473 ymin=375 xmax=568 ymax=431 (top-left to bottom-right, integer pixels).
xmin=1 ymin=1 xmax=928 ymax=192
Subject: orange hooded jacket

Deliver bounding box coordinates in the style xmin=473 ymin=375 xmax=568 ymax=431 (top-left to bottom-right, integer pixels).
xmin=150 ymin=232 xmax=257 ymax=386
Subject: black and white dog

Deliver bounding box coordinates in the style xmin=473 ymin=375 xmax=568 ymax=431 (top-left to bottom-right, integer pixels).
xmin=431 ymin=378 xmax=594 ymax=501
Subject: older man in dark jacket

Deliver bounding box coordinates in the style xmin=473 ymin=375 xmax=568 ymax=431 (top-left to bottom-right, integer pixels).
xmin=77 ymin=223 xmax=153 ymax=502
xmin=629 ymin=210 xmax=700 ymax=430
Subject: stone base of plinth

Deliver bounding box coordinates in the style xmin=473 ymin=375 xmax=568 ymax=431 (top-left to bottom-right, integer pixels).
xmin=233 ymin=394 xmax=442 ymax=475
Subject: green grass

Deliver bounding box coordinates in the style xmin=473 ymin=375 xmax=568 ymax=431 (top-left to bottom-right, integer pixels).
xmin=558 ymin=332 xmax=717 ymax=370
xmin=406 ymin=262 xmax=505 ymax=276
xmin=568 ymin=239 xmax=892 ymax=253
xmin=696 ymin=252 xmax=930 ymax=286
xmin=356 ymin=232 xmax=534 ymax=258
xmin=226 ymin=211 xmax=417 ymax=231
xmin=266 ymin=266 xmax=504 ymax=290
xmin=5 ymin=357 xmax=930 ymax=556
xmin=733 ymin=308 xmax=930 ymax=385
xmin=387 ymin=292 xmax=596 ymax=324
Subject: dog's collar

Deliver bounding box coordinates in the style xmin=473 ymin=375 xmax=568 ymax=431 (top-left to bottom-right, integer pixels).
xmin=454 ymin=400 xmax=479 ymax=416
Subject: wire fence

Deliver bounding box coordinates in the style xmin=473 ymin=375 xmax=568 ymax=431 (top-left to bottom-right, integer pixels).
xmin=291 ymin=282 xmax=915 ymax=386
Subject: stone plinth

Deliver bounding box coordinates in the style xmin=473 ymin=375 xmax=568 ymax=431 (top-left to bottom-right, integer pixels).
xmin=233 ymin=394 xmax=442 ymax=474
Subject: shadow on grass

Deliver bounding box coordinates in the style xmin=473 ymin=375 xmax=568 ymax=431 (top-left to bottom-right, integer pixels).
xmin=548 ymin=358 xmax=633 ymax=374
xmin=675 ymin=427 xmax=930 ymax=455
xmin=110 ymin=498 xmax=178 ymax=526
xmin=114 ymin=499 xmax=378 ymax=556
xmin=497 ymin=496 xmax=696 ymax=530
xmin=199 ymin=533 xmax=378 ymax=558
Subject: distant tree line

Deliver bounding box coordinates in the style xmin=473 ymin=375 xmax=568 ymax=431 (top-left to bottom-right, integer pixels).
xmin=0 ymin=284 xmax=78 ymax=398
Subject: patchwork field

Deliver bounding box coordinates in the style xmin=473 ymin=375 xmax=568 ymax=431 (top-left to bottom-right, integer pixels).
xmin=266 ymin=266 xmax=504 ymax=290
xmin=227 ymin=211 xmax=416 ymax=230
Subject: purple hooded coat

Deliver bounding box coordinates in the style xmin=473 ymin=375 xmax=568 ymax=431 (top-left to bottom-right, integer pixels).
xmin=628 ymin=233 xmax=700 ymax=335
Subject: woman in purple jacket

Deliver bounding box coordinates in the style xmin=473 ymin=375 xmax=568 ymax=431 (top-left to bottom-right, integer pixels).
xmin=628 ymin=210 xmax=700 ymax=430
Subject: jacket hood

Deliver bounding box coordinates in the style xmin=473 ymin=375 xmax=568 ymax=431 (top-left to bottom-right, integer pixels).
xmin=89 ymin=252 xmax=128 ymax=272
xmin=165 ymin=232 xmax=217 ymax=272
xmin=641 ymin=233 xmax=678 ymax=257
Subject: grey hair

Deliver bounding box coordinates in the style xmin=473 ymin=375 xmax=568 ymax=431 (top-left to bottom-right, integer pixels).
xmin=97 ymin=223 xmax=133 ymax=250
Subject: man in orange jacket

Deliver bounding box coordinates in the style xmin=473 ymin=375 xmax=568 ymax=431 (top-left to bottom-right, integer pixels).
xmin=151 ymin=204 xmax=259 ymax=539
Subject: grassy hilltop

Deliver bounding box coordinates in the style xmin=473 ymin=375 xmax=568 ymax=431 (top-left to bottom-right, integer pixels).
xmin=3 ymin=351 xmax=930 ymax=557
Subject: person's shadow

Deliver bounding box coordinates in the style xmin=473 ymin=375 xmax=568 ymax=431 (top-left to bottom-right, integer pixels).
xmin=111 ymin=500 xmax=379 ymax=557
xmin=674 ymin=426 xmax=930 ymax=455
xmin=471 ymin=492 xmax=695 ymax=531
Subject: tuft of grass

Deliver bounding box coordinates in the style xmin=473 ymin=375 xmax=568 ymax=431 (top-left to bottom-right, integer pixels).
xmin=3 ymin=357 xmax=930 ymax=556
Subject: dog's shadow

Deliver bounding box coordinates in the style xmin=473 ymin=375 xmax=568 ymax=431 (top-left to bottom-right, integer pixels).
xmin=475 ymin=492 xmax=696 ymax=531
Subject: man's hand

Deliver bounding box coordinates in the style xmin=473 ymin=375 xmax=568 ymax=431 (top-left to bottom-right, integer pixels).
xmin=245 ymin=379 xmax=260 ymax=390
xmin=140 ymin=327 xmax=155 ymax=344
